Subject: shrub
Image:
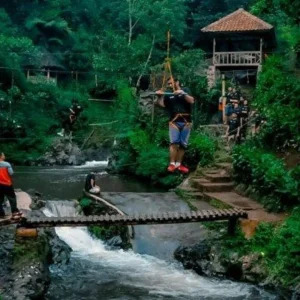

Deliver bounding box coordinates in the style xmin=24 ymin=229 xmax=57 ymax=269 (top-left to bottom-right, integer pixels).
xmin=186 ymin=133 xmax=216 ymax=167
xmin=253 ymin=56 xmax=300 ymax=149
xmin=232 ymin=144 xmax=299 ymax=211
xmin=79 ymin=197 xmax=92 ymax=208
xmin=220 ymin=208 xmax=300 ymax=288
xmin=266 ymin=207 xmax=300 ymax=286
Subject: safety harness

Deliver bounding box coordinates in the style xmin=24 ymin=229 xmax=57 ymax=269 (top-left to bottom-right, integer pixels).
xmin=169 ymin=113 xmax=191 ymax=129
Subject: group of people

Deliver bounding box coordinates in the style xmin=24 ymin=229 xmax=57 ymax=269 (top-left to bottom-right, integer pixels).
xmin=1 ymin=79 xmax=267 ymax=219
xmin=223 ymin=87 xmax=250 ymax=144
xmin=222 ymin=87 xmax=266 ymax=145
xmin=154 ymin=79 xmax=268 ymax=173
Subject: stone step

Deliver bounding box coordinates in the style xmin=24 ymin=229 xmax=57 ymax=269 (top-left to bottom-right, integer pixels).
xmin=177 ymin=187 xmax=199 ymax=193
xmin=204 ymin=192 xmax=263 ymax=210
xmin=214 ymin=162 xmax=233 ymax=172
xmin=191 ymin=177 xmax=211 ymax=184
xmin=203 ymin=172 xmax=231 ymax=183
xmin=192 ymin=179 xmax=234 ymax=192
xmin=188 ymin=192 xmax=204 ymax=197
xmin=214 ymin=154 xmax=232 ymax=164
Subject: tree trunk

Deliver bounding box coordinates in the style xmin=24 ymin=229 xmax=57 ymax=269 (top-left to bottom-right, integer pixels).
xmin=128 ymin=0 xmax=132 ymax=45
xmin=136 ymin=35 xmax=155 ymax=88
xmin=128 ymin=15 xmax=132 ymax=45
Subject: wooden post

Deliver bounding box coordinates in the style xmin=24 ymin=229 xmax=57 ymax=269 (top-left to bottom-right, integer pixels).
xmin=27 ymin=70 xmax=30 ymax=79
xmin=213 ymin=38 xmax=216 ymax=64
xmin=95 ymin=74 xmax=98 ymax=87
xmin=222 ymin=74 xmax=226 ymax=124
xmin=47 ymin=69 xmax=50 ymax=81
xmin=16 ymin=228 xmax=38 ymax=238
xmin=228 ymin=217 xmax=238 ymax=235
xmin=151 ymin=94 xmax=155 ymax=124
xmin=260 ymin=38 xmax=263 ymax=63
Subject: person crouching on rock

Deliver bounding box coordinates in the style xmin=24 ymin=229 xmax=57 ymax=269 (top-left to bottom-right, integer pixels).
xmin=85 ymin=171 xmax=101 ymax=195
xmin=155 ymin=77 xmax=195 ymax=174
xmin=0 ymin=152 xmax=22 ymax=220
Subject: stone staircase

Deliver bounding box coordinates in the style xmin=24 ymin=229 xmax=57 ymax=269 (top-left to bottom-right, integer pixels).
xmin=177 ymin=159 xmax=286 ymax=237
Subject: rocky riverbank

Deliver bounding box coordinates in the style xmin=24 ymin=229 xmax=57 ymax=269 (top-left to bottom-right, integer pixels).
xmin=29 ymin=137 xmax=111 ymax=166
xmin=174 ymin=229 xmax=299 ymax=300
xmin=0 ymin=193 xmax=72 ymax=300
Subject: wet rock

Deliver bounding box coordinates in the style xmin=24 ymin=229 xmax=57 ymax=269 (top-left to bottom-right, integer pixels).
xmin=47 ymin=229 xmax=72 ymax=266
xmin=106 ymin=236 xmax=123 ymax=249
xmin=240 ymin=252 xmax=267 ymax=283
xmin=35 ymin=137 xmax=111 ymax=166
xmin=68 ymin=155 xmax=77 ymax=165
xmin=175 ymin=243 xmax=246 ymax=280
xmin=1 ymin=231 xmax=51 ymax=300
xmin=27 ymin=190 xmax=46 ymax=210
xmin=64 ymin=142 xmax=73 ymax=154
xmin=174 ymin=241 xmax=212 ymax=275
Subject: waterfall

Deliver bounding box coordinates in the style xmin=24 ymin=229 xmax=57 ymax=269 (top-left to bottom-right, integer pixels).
xmin=44 ymin=201 xmax=276 ymax=300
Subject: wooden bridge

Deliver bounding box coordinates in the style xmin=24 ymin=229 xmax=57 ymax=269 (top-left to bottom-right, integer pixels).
xmin=1 ymin=208 xmax=248 ymax=235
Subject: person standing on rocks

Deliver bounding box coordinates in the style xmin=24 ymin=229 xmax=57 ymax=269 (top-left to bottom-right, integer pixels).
xmin=0 ymin=152 xmax=22 ymax=220
xmin=58 ymin=100 xmax=83 ymax=137
xmin=85 ymin=171 xmax=101 ymax=195
xmin=155 ymin=77 xmax=195 ymax=174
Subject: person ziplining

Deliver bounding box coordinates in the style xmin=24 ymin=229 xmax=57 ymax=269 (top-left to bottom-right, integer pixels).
xmin=155 ymin=78 xmax=194 ymax=174
xmin=57 ymin=100 xmax=83 ymax=137
xmin=154 ymin=30 xmax=195 ymax=174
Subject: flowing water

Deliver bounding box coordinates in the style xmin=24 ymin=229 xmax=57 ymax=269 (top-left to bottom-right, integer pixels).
xmin=13 ymin=163 xmax=277 ymax=300
xmin=14 ymin=161 xmax=163 ymax=200
xmin=44 ymin=201 xmax=276 ymax=300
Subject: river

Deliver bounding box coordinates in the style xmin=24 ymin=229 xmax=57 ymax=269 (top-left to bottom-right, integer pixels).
xmin=14 ymin=163 xmax=277 ymax=300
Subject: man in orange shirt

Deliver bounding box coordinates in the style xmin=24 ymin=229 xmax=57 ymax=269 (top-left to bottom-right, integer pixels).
xmin=0 ymin=152 xmax=22 ymax=219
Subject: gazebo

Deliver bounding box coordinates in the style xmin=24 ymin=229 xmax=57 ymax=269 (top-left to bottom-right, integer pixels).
xmin=22 ymin=48 xmax=65 ymax=85
xmin=201 ymin=8 xmax=275 ymax=86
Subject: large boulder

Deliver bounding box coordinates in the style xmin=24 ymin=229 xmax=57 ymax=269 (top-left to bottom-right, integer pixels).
xmin=174 ymin=241 xmax=264 ymax=281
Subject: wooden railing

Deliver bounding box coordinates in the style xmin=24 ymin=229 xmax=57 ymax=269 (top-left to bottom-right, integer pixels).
xmin=27 ymin=75 xmax=57 ymax=85
xmin=213 ymin=51 xmax=261 ymax=66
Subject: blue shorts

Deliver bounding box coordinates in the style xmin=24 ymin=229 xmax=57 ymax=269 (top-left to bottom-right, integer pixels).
xmin=169 ymin=122 xmax=192 ymax=149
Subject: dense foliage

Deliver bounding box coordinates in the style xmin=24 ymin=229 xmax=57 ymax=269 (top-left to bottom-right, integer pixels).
xmin=0 ymin=0 xmax=249 ymax=162
xmin=253 ymin=56 xmax=300 ymax=149
xmin=221 ymin=207 xmax=300 ymax=287
xmin=232 ymin=144 xmax=299 ymax=211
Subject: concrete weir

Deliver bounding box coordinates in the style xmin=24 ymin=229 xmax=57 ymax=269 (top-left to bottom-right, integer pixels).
xmin=0 ymin=190 xmax=32 ymax=226
xmin=0 ymin=190 xmax=38 ymax=237
xmin=15 ymin=190 xmax=38 ymax=237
